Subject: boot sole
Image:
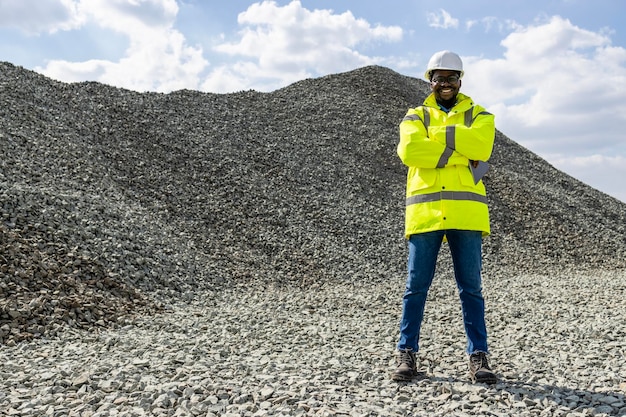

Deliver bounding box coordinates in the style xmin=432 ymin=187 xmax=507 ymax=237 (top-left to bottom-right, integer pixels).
xmin=471 ymin=374 xmax=497 ymax=384
xmin=391 ymin=372 xmax=419 ymax=382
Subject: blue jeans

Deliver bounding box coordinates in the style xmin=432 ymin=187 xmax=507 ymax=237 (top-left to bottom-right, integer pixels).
xmin=397 ymin=230 xmax=489 ymax=354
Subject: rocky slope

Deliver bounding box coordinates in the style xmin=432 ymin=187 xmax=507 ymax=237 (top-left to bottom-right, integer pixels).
xmin=1 ymin=62 xmax=625 ymax=345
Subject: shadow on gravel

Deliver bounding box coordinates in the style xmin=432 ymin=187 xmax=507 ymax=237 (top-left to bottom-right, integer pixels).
xmin=396 ymin=375 xmax=626 ymax=415
xmin=496 ymin=378 xmax=626 ymax=416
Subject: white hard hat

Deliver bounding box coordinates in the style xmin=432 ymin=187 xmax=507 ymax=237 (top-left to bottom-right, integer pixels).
xmin=424 ymin=50 xmax=464 ymax=80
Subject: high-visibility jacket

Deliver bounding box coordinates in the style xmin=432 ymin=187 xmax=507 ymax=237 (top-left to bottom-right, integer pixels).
xmin=397 ymin=92 xmax=495 ymax=238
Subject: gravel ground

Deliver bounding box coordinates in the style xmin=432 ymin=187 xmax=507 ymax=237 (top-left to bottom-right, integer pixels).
xmin=1 ymin=270 xmax=626 ymax=416
xmin=1 ymin=62 xmax=626 ymax=416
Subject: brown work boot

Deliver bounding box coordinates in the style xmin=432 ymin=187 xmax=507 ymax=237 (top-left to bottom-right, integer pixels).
xmin=391 ymin=348 xmax=419 ymax=381
xmin=469 ymin=351 xmax=497 ymax=384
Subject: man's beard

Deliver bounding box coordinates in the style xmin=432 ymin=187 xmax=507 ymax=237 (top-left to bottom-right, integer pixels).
xmin=437 ymin=95 xmax=457 ymax=109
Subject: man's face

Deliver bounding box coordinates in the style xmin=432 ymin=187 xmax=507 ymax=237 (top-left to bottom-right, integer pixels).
xmin=430 ymin=70 xmax=461 ymax=103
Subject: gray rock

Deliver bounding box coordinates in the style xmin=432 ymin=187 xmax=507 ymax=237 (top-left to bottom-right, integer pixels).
xmin=1 ymin=62 xmax=625 ymax=417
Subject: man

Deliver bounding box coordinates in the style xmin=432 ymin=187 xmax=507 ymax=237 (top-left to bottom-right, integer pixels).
xmin=392 ymin=50 xmax=497 ymax=384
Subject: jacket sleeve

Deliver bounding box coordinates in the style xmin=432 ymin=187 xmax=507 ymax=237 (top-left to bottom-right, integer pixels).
xmin=397 ymin=107 xmax=448 ymax=168
xmin=427 ymin=106 xmax=495 ymax=163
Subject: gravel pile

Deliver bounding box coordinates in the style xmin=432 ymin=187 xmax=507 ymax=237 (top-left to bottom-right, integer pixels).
xmin=1 ymin=62 xmax=625 ymax=416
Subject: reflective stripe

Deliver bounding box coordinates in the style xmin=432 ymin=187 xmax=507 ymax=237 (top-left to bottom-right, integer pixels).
xmin=403 ymin=114 xmax=422 ymax=122
xmin=406 ymin=191 xmax=488 ymax=206
xmin=474 ymin=111 xmax=492 ymax=121
xmin=435 ymin=125 xmax=456 ymax=168
xmin=403 ymin=108 xmax=431 ymax=129
xmin=436 ymin=146 xmax=454 ymax=168
xmin=446 ymin=126 xmax=456 ymax=149
xmin=464 ymin=107 xmax=474 ymax=127
xmin=466 ymin=109 xmax=492 ymax=127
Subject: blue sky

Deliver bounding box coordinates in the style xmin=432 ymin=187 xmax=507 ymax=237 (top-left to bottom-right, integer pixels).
xmin=1 ymin=0 xmax=625 ymax=202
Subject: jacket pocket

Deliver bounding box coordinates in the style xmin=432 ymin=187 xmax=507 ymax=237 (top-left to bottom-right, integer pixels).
xmin=408 ymin=167 xmax=437 ymax=191
xmin=458 ymin=164 xmax=477 ymax=187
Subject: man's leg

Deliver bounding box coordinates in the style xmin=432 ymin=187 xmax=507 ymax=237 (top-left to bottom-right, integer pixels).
xmin=397 ymin=231 xmax=444 ymax=351
xmin=393 ymin=231 xmax=444 ymax=381
xmin=446 ymin=229 xmax=488 ymax=353
xmin=447 ymin=230 xmax=496 ymax=383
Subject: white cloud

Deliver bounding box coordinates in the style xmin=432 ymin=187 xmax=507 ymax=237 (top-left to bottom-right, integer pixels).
xmin=33 ymin=0 xmax=208 ymax=92
xmin=0 ymin=0 xmax=83 ymax=34
xmin=455 ymin=15 xmax=626 ymax=203
xmin=553 ymin=154 xmax=626 ymax=168
xmin=78 ymin=0 xmax=179 ymax=33
xmin=207 ymin=0 xmax=403 ymax=92
xmin=427 ymin=9 xmax=459 ymax=30
xmin=5 ymin=0 xmax=404 ymax=93
xmin=461 ymin=16 xmax=626 ymax=158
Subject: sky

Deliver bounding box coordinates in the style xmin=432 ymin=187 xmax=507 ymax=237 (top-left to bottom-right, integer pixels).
xmin=1 ymin=0 xmax=625 ymax=203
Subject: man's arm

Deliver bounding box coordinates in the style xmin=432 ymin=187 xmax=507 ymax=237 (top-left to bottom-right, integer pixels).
xmin=397 ymin=107 xmax=448 ymax=168
xmin=453 ymin=109 xmax=495 ymax=162
xmin=426 ymin=107 xmax=495 ymax=163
